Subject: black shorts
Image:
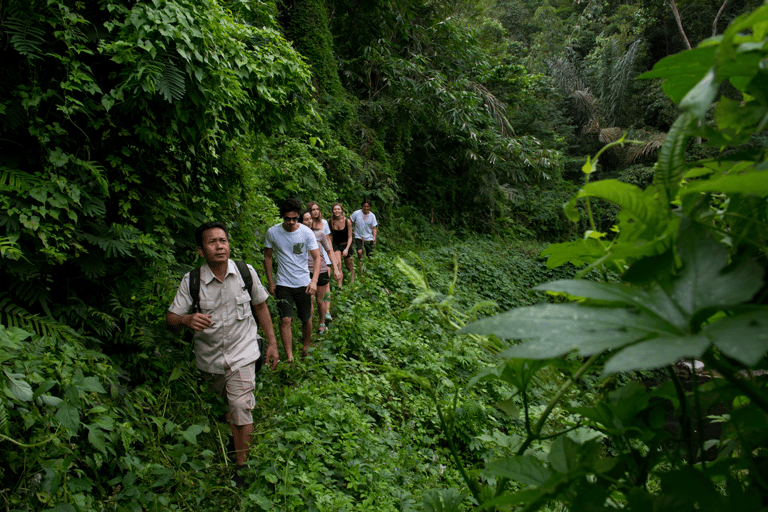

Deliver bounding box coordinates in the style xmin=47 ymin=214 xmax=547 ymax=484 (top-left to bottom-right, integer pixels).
xmin=317 ymin=271 xmax=330 ymax=287
xmin=332 ymin=241 xmax=352 ymax=257
xmin=275 ymin=285 xmax=312 ymax=322
xmin=354 ymin=238 xmax=375 ymax=257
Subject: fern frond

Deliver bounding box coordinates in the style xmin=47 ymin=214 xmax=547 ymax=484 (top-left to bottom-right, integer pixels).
xmin=599 ymin=127 xmax=622 ymax=144
xmin=157 ymin=56 xmax=186 ymax=103
xmin=77 ymin=160 xmax=110 ymax=196
xmin=81 ymin=232 xmax=133 ymax=258
xmin=1 ymin=101 xmax=26 ymax=131
xmin=467 ymin=82 xmax=514 ymax=138
xmin=4 ymin=16 xmax=46 ymax=60
xmin=625 ymin=131 xmax=666 ymax=164
xmin=606 ymin=40 xmax=642 ymax=125
xmin=0 ymin=296 xmax=79 ymax=343
xmin=8 ymin=278 xmax=50 ymax=310
xmin=0 ymin=399 xmax=7 ymax=435
xmin=395 ymin=257 xmax=429 ymax=292
xmin=653 ymin=113 xmax=694 ymax=201
xmin=0 ymin=236 xmax=23 ymax=261
xmin=0 ymin=166 xmax=43 ymax=192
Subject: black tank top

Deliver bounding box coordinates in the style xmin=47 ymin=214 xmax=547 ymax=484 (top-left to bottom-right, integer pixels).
xmin=330 ymin=218 xmax=350 ymax=245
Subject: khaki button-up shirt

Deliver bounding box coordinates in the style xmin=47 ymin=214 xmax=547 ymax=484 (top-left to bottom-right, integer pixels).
xmin=169 ymin=260 xmax=270 ymax=374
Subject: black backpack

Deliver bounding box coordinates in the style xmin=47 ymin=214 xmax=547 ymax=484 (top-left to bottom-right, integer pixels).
xmin=188 ymin=260 xmax=267 ymax=371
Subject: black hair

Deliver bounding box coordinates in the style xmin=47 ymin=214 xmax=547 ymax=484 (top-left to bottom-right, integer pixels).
xmin=195 ymin=221 xmax=229 ymax=248
xmin=280 ymin=198 xmax=302 ymax=217
xmin=361 ymin=198 xmax=371 ymax=207
xmin=299 ymin=209 xmax=311 ymax=223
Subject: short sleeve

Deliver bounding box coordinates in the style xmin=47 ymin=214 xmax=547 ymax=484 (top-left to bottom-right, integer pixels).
xmin=246 ymin=265 xmax=270 ymax=305
xmin=168 ymin=272 xmax=194 ymax=315
xmin=264 ymin=228 xmax=274 ymax=248
xmin=322 ymin=219 xmax=331 ymax=235
xmin=307 ymin=229 xmax=319 ymax=251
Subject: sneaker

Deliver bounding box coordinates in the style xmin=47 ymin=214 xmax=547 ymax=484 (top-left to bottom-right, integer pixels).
xmin=325 ymin=312 xmax=332 ymax=322
xmin=319 ymin=323 xmax=326 ymax=334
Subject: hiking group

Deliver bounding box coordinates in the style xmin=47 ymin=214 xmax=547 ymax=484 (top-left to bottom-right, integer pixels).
xmin=165 ymin=198 xmax=378 ymax=487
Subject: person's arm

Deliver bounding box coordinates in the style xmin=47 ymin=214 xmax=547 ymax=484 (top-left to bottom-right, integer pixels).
xmin=263 ymin=247 xmax=276 ymax=295
xmin=372 ymin=225 xmax=378 ymax=244
xmin=252 ymin=301 xmax=279 ymax=370
xmin=166 ymin=311 xmax=212 ymax=332
xmin=306 ymin=248 xmax=321 ymax=295
xmin=344 ymin=218 xmax=353 ymax=256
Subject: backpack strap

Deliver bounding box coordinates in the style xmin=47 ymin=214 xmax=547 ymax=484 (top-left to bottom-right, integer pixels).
xmin=189 ymin=266 xmax=201 ymax=313
xmin=234 ymin=260 xmax=253 ymax=299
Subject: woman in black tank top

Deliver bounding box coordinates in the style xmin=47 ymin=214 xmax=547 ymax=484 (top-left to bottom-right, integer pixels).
xmin=330 ymin=203 xmax=355 ymax=285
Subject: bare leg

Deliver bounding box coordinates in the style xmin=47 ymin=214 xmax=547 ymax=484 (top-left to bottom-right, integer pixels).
xmin=333 ymin=250 xmax=344 ymax=288
xmin=232 ymin=423 xmax=253 ymax=466
xmin=317 ymin=284 xmax=330 ymax=329
xmin=279 ymin=317 xmax=293 ymax=360
xmin=346 ymin=254 xmax=355 ymax=283
xmin=225 ymin=412 xmax=253 ymax=466
xmin=357 ymin=249 xmax=365 ymax=277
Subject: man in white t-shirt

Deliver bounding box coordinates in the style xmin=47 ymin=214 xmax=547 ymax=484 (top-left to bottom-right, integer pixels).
xmin=264 ymin=198 xmax=321 ymax=359
xmin=350 ymin=199 xmax=378 ymax=277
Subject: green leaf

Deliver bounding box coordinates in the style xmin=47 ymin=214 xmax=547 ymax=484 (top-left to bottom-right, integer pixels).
xmin=682 ymin=169 xmax=768 ymax=196
xmin=78 ymin=376 xmax=106 ymax=394
xmin=4 ymin=370 xmax=33 ymax=401
xmin=640 ymin=46 xmax=717 ymax=103
xmin=540 ymin=239 xmax=606 ymax=269
xmin=483 ymin=455 xmax=550 ymax=486
xmin=169 ymin=366 xmax=183 ymax=382
xmin=604 ymin=335 xmax=711 ymax=374
xmin=55 ymin=401 xmax=80 ymax=433
xmin=679 ymin=68 xmax=719 ymax=119
xmin=674 ymin=227 xmax=765 ymax=317
xmin=182 ymin=424 xmax=204 ymax=444
xmin=462 ymin=303 xmax=671 ymax=359
xmin=537 ymin=280 xmax=688 ymax=331
xmin=548 ymin=436 xmax=602 ymax=475
xmin=88 ymin=425 xmax=107 ymax=454
xmin=703 ymin=308 xmax=768 ymax=366
xmin=654 ymin=113 xmax=696 ymax=199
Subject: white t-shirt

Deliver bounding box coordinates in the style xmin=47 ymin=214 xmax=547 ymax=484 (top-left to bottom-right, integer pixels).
xmin=350 ymin=210 xmax=378 ymax=241
xmin=265 ymin=223 xmax=319 ymax=288
xmin=318 ymin=219 xmax=331 ymax=265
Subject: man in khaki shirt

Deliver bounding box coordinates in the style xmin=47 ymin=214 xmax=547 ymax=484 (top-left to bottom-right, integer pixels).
xmin=166 ymin=221 xmax=278 ymax=486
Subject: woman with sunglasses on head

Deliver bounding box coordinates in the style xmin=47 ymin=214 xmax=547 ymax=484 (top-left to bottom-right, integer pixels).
xmin=301 ymin=209 xmax=333 ymax=334
xmin=329 ymin=202 xmax=354 ymax=285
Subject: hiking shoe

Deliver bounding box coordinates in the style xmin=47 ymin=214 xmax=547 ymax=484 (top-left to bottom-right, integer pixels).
xmin=325 ymin=312 xmax=332 ymax=322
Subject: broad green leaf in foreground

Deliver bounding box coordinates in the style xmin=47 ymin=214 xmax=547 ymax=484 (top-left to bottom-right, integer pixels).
xmin=462 ymin=222 xmax=766 ymax=372
xmin=483 ymin=455 xmax=551 ymax=486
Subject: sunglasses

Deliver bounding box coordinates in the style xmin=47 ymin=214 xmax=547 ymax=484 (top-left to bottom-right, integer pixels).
xmin=283 ymin=216 xmax=300 ymax=222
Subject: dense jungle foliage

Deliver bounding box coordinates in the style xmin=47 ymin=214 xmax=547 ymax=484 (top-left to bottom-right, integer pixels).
xmin=1 ymin=0 xmax=768 ymax=510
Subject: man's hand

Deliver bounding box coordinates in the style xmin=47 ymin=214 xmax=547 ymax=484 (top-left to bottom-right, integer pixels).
xmin=185 ymin=313 xmax=212 ymax=331
xmin=268 ymin=282 xmax=276 ymax=296
xmin=266 ymin=342 xmax=279 ymax=370
xmin=166 ymin=311 xmax=211 ymax=332
xmin=305 ymin=282 xmax=317 ymax=296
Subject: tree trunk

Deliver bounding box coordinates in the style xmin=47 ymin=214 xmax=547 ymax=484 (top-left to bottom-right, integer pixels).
xmin=712 ymin=0 xmax=731 ymax=36
xmin=667 ymin=0 xmax=692 ymax=50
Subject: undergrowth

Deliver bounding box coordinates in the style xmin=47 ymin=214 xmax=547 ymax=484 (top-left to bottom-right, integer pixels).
xmin=2 ymin=234 xmax=580 ymax=511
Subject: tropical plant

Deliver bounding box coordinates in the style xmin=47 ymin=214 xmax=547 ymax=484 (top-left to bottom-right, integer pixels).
xmin=439 ymin=5 xmax=768 ymax=510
